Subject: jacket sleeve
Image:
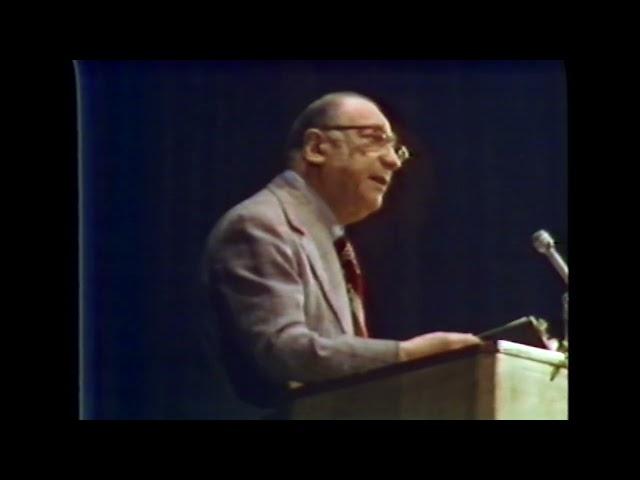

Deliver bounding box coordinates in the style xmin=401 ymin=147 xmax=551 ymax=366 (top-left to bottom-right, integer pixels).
xmin=205 ymin=210 xmax=400 ymax=385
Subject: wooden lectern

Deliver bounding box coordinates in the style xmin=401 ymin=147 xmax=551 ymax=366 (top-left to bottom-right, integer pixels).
xmin=286 ymin=341 xmax=567 ymax=420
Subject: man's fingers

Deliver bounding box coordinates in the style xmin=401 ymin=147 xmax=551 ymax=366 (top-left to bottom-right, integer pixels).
xmin=449 ymin=333 xmax=482 ymax=348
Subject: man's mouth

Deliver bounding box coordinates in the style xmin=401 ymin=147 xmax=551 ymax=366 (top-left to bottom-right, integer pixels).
xmin=369 ymin=175 xmax=389 ymax=188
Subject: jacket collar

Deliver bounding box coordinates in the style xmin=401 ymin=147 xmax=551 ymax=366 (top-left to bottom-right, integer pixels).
xmin=267 ymin=172 xmax=353 ymax=335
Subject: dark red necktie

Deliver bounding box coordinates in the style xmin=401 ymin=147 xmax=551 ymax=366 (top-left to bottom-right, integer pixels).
xmin=334 ymin=236 xmax=369 ymax=338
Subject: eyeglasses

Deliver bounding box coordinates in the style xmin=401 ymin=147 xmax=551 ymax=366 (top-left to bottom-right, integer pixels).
xmin=317 ymin=124 xmax=411 ymax=163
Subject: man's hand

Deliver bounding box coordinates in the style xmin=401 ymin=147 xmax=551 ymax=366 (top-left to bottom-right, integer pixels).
xmin=398 ymin=332 xmax=482 ymax=362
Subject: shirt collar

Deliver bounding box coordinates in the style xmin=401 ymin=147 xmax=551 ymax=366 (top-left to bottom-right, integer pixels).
xmin=282 ymin=170 xmax=344 ymax=240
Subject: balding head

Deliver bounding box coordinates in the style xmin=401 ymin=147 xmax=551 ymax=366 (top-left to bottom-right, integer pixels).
xmin=282 ymin=91 xmax=404 ymax=225
xmin=285 ymin=92 xmax=382 ymax=160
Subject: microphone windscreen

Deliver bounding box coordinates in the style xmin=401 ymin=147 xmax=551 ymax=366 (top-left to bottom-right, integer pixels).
xmin=532 ymin=229 xmax=554 ymax=254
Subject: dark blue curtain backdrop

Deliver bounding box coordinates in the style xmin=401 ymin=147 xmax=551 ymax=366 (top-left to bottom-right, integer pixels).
xmin=76 ymin=60 xmax=567 ymax=419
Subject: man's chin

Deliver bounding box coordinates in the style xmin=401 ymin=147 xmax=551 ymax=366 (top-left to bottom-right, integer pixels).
xmin=344 ymin=191 xmax=385 ymax=224
xmin=371 ymin=191 xmax=385 ymax=209
xmin=360 ymin=196 xmax=384 ymax=219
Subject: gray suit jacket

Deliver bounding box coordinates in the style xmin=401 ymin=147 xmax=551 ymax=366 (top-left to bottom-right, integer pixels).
xmin=204 ymin=172 xmax=399 ymax=406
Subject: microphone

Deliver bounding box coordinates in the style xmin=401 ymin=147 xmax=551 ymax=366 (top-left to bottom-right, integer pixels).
xmin=532 ymin=229 xmax=568 ymax=285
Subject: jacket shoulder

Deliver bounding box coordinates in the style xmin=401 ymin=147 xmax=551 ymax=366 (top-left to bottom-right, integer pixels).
xmin=208 ymin=187 xmax=292 ymax=248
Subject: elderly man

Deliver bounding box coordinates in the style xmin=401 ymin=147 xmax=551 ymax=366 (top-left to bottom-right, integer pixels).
xmin=203 ymin=92 xmax=481 ymax=408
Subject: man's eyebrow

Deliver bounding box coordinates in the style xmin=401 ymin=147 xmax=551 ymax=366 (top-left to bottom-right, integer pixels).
xmin=358 ymin=125 xmax=392 ymax=134
xmin=360 ymin=128 xmax=398 ymax=140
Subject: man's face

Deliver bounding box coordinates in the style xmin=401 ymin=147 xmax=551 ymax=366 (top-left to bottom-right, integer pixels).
xmin=318 ymin=100 xmax=406 ymax=224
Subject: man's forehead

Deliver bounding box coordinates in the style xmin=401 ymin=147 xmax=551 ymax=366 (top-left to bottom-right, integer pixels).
xmin=335 ymin=98 xmax=392 ymax=130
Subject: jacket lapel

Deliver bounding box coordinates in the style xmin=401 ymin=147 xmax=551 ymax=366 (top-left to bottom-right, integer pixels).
xmin=267 ymin=174 xmax=353 ymax=336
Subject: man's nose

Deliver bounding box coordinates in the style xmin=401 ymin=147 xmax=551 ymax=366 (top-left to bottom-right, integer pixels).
xmin=380 ymin=149 xmax=402 ymax=171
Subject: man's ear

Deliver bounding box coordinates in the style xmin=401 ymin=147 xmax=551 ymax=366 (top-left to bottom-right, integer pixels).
xmin=302 ymin=129 xmax=329 ymax=165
